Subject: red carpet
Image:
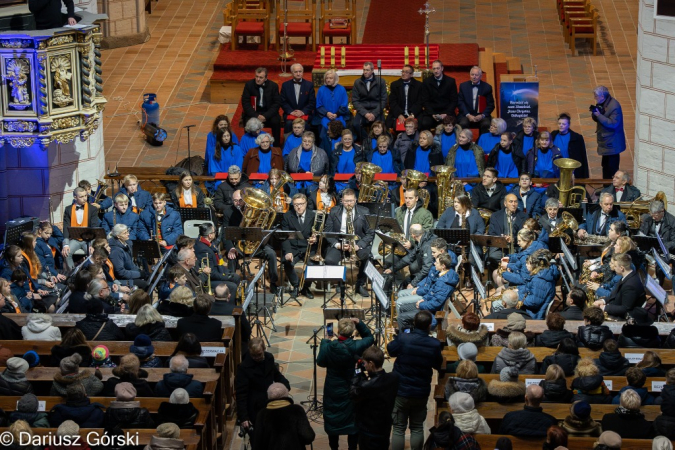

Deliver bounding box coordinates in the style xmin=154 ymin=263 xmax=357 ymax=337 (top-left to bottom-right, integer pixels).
xmin=362 ymin=0 xmax=426 ymax=44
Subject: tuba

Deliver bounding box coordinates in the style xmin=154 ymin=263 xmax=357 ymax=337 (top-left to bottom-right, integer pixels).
xmin=93 ymin=179 xmax=108 ymax=204
xmin=237 ymin=187 xmax=276 ymax=255
xmin=270 ymin=171 xmax=294 ymax=213
xmin=402 ymin=169 xmax=430 ymax=209
xmin=553 ymin=158 xmax=587 ymax=208
xmin=432 ymin=165 xmax=464 ymax=218
xmin=357 ymin=162 xmax=389 ymax=203
xmin=615 ymin=191 xmax=667 ymax=229
xmin=550 ymin=211 xmax=578 ymax=245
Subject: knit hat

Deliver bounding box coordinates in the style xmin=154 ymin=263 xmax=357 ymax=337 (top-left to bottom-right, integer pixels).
xmin=500 ymin=366 xmax=519 ymax=382
xmin=652 ymin=436 xmax=673 ymax=450
xmin=570 ymin=400 xmax=591 ymax=420
xmin=457 ymin=342 xmax=478 ymax=361
xmin=597 ymin=431 xmax=621 ymax=448
xmin=92 ymin=345 xmax=110 ymax=362
xmin=60 ymin=353 xmax=82 ymax=375
xmin=56 ymin=420 xmax=80 ymax=437
xmin=156 ymin=423 xmax=180 ymax=439
xmin=448 ymin=392 xmax=474 ymax=414
xmin=130 ymin=334 xmax=155 ymax=359
xmin=0 ymin=346 xmax=12 ymax=367
xmin=629 ymin=307 xmax=653 ymax=326
xmin=115 ymin=382 xmax=137 ymax=401
xmin=134 ymin=334 xmax=152 ymax=347
xmin=504 ymin=313 xmax=526 ymax=331
xmin=23 ymin=351 xmax=40 ymax=368
xmin=170 ymin=388 xmax=190 ymax=405
xmin=17 ymin=393 xmax=39 ymax=413
xmin=6 ymin=357 xmax=29 ymax=374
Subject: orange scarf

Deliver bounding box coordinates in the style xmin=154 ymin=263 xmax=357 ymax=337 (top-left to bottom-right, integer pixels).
xmin=70 ymin=203 xmax=89 ymax=227
xmin=399 ymin=185 xmax=405 ymax=207
xmin=21 ymin=251 xmax=39 ymax=279
xmin=316 ymin=191 xmax=335 ymax=212
xmin=105 ymin=260 xmax=116 ymax=281
xmin=179 ymin=192 xmax=197 ymax=208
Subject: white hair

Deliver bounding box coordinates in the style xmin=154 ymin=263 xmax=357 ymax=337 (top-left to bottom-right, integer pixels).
xmin=111 ymin=224 xmax=128 ymax=237
xmin=255 ymin=133 xmax=274 ymax=146
xmin=170 ymin=355 xmax=189 ymax=373
xmin=245 ymin=117 xmax=263 ymax=134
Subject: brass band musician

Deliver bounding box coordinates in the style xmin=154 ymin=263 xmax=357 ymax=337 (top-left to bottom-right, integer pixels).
xmin=193 ymin=223 xmax=239 ymax=292
xmin=639 ymin=200 xmax=675 ymax=254
xmin=487 ymin=193 xmax=528 ymax=268
xmin=280 ymin=194 xmax=317 ymax=299
xmin=577 ymin=192 xmax=626 ymax=239
xmin=138 ymin=193 xmax=184 ymax=249
xmin=395 ymin=188 xmax=434 ymax=242
xmin=470 ymin=167 xmax=507 ymax=212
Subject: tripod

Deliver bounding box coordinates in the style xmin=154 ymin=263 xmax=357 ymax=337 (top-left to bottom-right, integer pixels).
xmin=301 ymin=326 xmax=324 ymax=422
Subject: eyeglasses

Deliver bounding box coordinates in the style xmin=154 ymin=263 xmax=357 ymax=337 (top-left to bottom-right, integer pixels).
xmin=293 ymin=202 xmax=307 ymax=207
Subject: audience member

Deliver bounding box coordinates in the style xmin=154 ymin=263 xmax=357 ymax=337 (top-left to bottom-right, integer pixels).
xmin=130 ymin=334 xmax=163 ymax=369
xmin=543 ymin=425 xmax=569 ymax=450
xmin=0 ymin=357 xmax=34 ymax=396
xmin=169 ymin=333 xmax=209 ymax=369
xmin=637 ymin=351 xmax=666 ymax=377
xmin=157 ymin=286 xmax=194 ymax=318
xmin=445 ymin=312 xmax=489 ymax=348
xmin=491 ymin=332 xmax=536 ymax=374
xmin=74 ymin=299 xmax=124 ymax=341
xmin=594 ymin=431 xmax=622 ymax=450
xmin=653 ymin=369 xmax=675 ymax=439
xmin=446 ymin=342 xmax=486 ymax=374
xmin=21 ymin=313 xmax=61 ymax=341
xmin=653 ymin=436 xmax=673 ymax=450
xmin=540 ymin=338 xmax=581 ymax=376
xmin=176 ymin=294 xmax=223 ymax=342
xmin=125 ymin=304 xmax=173 ymax=341
xmin=7 ymin=419 xmax=40 ymax=450
xmin=48 ymin=382 xmax=105 ymax=428
xmin=559 ymin=287 xmax=587 ymax=321
xmin=423 ymin=411 xmax=481 ymax=450
xmin=144 ymin=423 xmax=184 ymax=450
xmin=539 ymin=364 xmax=572 ymax=403
xmin=601 ymin=389 xmax=653 ymax=439
xmin=8 ymin=393 xmax=49 ymax=428
xmin=103 ymin=382 xmax=154 ymax=429
xmin=577 ymin=307 xmax=613 ymax=350
xmin=448 ymin=392 xmax=490 ymax=435
xmin=103 ymin=353 xmax=153 ymax=397
xmin=560 ymin=400 xmax=602 ymax=437
xmin=487 ymin=367 xmax=525 ymax=403
xmin=90 ymin=344 xmax=115 ymax=369
xmin=50 ymin=353 xmax=103 ymax=397
xmin=571 ymin=358 xmax=611 ymax=404
xmin=155 ymin=355 xmax=204 ymax=399
xmin=536 ymin=313 xmax=575 ymax=348
xmin=611 ymin=367 xmax=655 ymax=406
xmin=594 ymin=339 xmax=630 ymax=376
xmin=444 ymin=360 xmax=488 ymax=404
xmin=156 ymin=388 xmax=199 ymax=429
xmin=499 ymin=385 xmax=557 ymax=437
xmin=618 ymin=307 xmax=661 ymax=348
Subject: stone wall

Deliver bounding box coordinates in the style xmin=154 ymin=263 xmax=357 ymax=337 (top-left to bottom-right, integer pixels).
xmin=635 ymin=0 xmax=675 ymax=200
xmin=97 ymin=0 xmax=149 ymax=49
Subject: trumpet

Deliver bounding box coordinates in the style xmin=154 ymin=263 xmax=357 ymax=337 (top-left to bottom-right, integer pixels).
xmin=200 ymin=256 xmax=213 ymax=295
xmin=299 ymin=208 xmax=328 ymax=290
xmin=346 ymin=206 xmax=359 ymax=262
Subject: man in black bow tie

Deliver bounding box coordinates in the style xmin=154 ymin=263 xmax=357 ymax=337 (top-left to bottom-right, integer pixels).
xmin=280 ymin=64 xmax=316 ymax=134
xmin=242 ymin=67 xmax=281 ymax=144
xmin=639 ymin=199 xmax=675 ymax=254
xmin=578 ymin=192 xmax=625 ymax=239
xmin=388 ymin=64 xmax=423 ymax=132
xmin=457 ymin=66 xmax=495 ymax=135
xmin=599 ymin=170 xmax=641 ymax=203
xmin=62 ymin=187 xmax=101 ymax=269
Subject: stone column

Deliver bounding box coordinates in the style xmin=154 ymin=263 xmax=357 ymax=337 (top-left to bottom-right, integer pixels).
xmin=634 ymin=0 xmax=675 ymax=200
xmin=97 ymin=0 xmax=149 ymax=49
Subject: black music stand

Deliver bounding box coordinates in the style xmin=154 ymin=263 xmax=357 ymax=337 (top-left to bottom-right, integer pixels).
xmin=147 ymin=247 xmax=175 ymax=294
xmin=4 ymin=218 xmax=35 ymax=247
xmin=132 ymin=240 xmax=161 ymax=261
xmin=323 ymin=230 xmax=359 ymax=306
xmin=273 ymin=230 xmax=306 ymax=307
xmin=367 ymin=216 xmax=403 ymax=234
xmin=559 ymin=207 xmax=584 ymax=224
xmin=435 ymin=228 xmax=472 ymax=301
xmin=69 ymin=227 xmax=107 ymax=259
xmin=175 ymin=207 xmax=212 ymax=223
xmin=548 ymin=236 xmax=564 ymax=255
xmin=634 ymin=235 xmax=660 ymax=253
xmin=376 ymin=231 xmax=408 ymax=330
xmin=360 ymin=202 xmax=386 ymax=215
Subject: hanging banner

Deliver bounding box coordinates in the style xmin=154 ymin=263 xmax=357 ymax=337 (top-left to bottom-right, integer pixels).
xmin=500 ymin=82 xmax=539 ymax=132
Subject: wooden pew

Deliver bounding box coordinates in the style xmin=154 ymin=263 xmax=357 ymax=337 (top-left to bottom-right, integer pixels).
xmin=475 ymin=434 xmax=664 ymax=450
xmin=0 ymin=428 xmax=200 ymax=450
xmin=443 ymin=318 xmax=675 ymax=336
xmin=433 ymin=374 xmax=667 ymax=407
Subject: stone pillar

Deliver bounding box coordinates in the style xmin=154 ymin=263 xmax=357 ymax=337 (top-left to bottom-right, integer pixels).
xmin=97 ymin=0 xmax=149 ymax=49
xmin=634 ymin=0 xmax=675 ymax=200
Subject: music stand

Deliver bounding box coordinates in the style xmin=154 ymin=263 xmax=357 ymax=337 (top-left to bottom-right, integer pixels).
xmin=147 ymin=247 xmax=175 ymax=294
xmin=559 ymin=207 xmax=584 ymax=224
xmin=471 ymin=234 xmax=509 ymax=291
xmin=3 ymin=218 xmax=35 ymax=247
xmin=306 ymin=265 xmax=347 ymax=311
xmin=69 ymin=227 xmax=107 ymax=258
xmin=175 ymin=207 xmax=213 ymax=224
xmin=360 ymin=202 xmax=386 ymax=215
xmin=366 ymin=216 xmax=403 ymax=234
xmin=634 ymin=235 xmax=660 ymax=253
xmin=132 ymin=240 xmax=161 ymax=261
xmin=322 ymin=231 xmax=359 ymax=304
xmin=644 ymin=273 xmax=670 ymax=322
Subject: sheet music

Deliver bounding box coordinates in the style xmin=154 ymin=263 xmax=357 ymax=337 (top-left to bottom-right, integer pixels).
xmin=246 ymin=261 xmax=267 ymax=295
xmin=651 ymin=248 xmax=672 ymax=281
xmin=471 ymin=267 xmax=486 ymax=299
xmin=306 ymin=265 xmax=346 ymax=281
xmin=242 ymin=287 xmax=255 ymax=311
xmin=373 ymin=282 xmax=389 ymax=309
xmin=656 ymin=233 xmax=670 ymax=260
xmin=470 ymin=241 xmax=484 ymax=273
xmin=645 ymin=271 xmax=668 ymax=305
xmin=560 ymin=240 xmax=577 ymax=271
xmin=365 ymin=261 xmax=385 ymax=288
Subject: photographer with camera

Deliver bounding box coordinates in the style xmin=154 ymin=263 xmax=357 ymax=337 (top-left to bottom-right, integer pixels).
xmin=349 ymin=346 xmax=400 ymax=450
xmin=590 ymin=86 xmax=626 ymax=179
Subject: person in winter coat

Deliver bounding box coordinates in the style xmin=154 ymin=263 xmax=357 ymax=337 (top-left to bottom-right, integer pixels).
xmin=445 ymin=129 xmax=485 ymax=179
xmin=637 ymin=351 xmax=666 ymax=378
xmin=6 ymin=419 xmax=42 ymax=450
xmin=284 ymin=131 xmax=330 ymax=179
xmin=540 ymin=338 xmax=581 ymax=376
xmin=577 ymin=306 xmax=614 ymax=350
xmin=485 ymin=131 xmax=526 ymax=179
xmin=50 ymin=353 xmax=103 ymax=397
xmin=601 ymin=389 xmax=653 ymax=439
xmin=156 ymin=388 xmax=199 ymax=429
xmin=129 ymin=334 xmax=163 ymax=369
xmin=156 ymin=286 xmax=194 ymax=318
xmin=445 ymin=312 xmax=489 ymax=348
xmin=444 ymin=360 xmax=488 ymax=404
xmin=497 ymin=229 xmax=544 ymax=288
xmin=318 ymin=318 xmax=373 ymax=450
xmin=490 ymin=312 xmax=535 ymax=347
xmin=75 ymin=299 xmax=124 ymax=342
xmin=103 ymin=382 xmax=154 ymax=430
xmin=448 ymin=392 xmax=491 ymax=435
xmin=654 ymin=368 xmax=675 ymax=439
xmin=144 ymin=423 xmax=185 ymax=450
xmin=0 ymin=357 xmax=34 ymax=396
xmin=125 ymin=305 xmax=174 ymax=342
xmin=8 ymin=394 xmax=49 ymax=428
xmin=168 ymin=333 xmax=209 ymax=369
xmin=48 ymin=381 xmax=105 ymax=428
xmin=594 ymin=339 xmax=630 ymax=377
xmin=571 ymin=358 xmax=611 ymax=404
xmin=21 ymin=313 xmax=61 ymax=341
xmin=491 ymin=332 xmax=536 ymax=374
xmin=499 ymin=384 xmax=557 ymax=437
xmin=539 ymin=364 xmax=572 ymax=403
xmin=394 ymin=118 xmax=419 ymax=165
xmin=446 ymin=342 xmax=486 ymax=374
xmin=50 ymin=328 xmax=92 ymax=368
xmin=155 ymin=355 xmax=204 ymax=399
xmin=517 ymin=251 xmax=557 ymax=319
xmin=611 ymin=367 xmax=655 ymax=406
xmin=103 ymin=354 xmax=154 ymax=398
xmin=560 ymin=400 xmax=602 ymax=437
xmin=101 ymin=194 xmax=141 ymax=240
xmin=423 ymin=411 xmax=481 ymax=450
xmin=137 ymin=193 xmax=183 ymax=248
xmin=535 ymin=313 xmax=575 ymax=348
xmin=487 ymin=367 xmax=526 ymax=403
xmin=108 ymin=224 xmax=149 ymax=289
xmin=618 ymin=307 xmax=661 ymax=348
xmin=253 ymin=382 xmax=315 ymax=450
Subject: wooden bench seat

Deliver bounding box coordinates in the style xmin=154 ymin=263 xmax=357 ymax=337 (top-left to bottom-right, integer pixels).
xmin=475 ymin=434 xmax=665 ymax=450
xmin=443 ymin=318 xmax=674 ymax=336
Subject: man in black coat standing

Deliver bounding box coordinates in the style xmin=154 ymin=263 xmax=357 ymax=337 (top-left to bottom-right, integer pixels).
xmin=280 ymin=63 xmax=316 ymax=134
xmin=595 ymin=253 xmax=646 ymax=320
xmin=420 ymin=60 xmax=458 ymax=132
xmin=176 ymin=295 xmax=223 ymax=343
xmin=388 ymin=65 xmax=424 ymax=131
xmin=29 ymin=0 xmax=77 ymax=30
xmin=280 ymin=193 xmax=316 ymax=300
xmin=351 ymin=62 xmax=388 ymax=143
xmin=241 ymin=67 xmax=281 ymax=144
xmin=457 ymin=66 xmax=495 ymax=135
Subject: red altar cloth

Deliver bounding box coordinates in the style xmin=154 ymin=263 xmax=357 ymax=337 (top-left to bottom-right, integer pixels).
xmin=314 ymin=44 xmax=441 ymax=70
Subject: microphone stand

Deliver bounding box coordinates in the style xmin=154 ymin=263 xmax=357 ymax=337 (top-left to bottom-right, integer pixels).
xmin=301 ymin=325 xmax=324 ymax=422
xmin=184 ymin=124 xmax=196 ymax=162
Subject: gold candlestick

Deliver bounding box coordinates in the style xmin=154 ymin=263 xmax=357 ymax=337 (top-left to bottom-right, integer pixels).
xmin=320 ymin=47 xmax=325 ymax=67
xmin=404 ymin=46 xmax=409 ymax=66
xmin=330 ymin=47 xmax=335 ymax=68
xmin=341 ymin=46 xmax=346 ymax=68
xmin=414 ymin=46 xmax=420 ymax=70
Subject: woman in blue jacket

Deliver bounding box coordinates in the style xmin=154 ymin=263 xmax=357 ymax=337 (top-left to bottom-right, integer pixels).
xmin=35 ymin=222 xmax=65 ymax=278
xmin=138 ymin=193 xmax=183 ymax=249
xmin=314 ymin=70 xmax=350 ymax=156
xmin=498 ymin=229 xmax=545 ymax=287
xmin=526 ymin=131 xmax=563 ymax=178
xmin=518 ymin=250 xmax=558 ymax=319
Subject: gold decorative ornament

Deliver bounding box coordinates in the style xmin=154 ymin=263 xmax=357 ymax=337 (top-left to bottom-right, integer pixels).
xmin=1 ymin=39 xmax=32 ymax=49
xmin=50 ymin=55 xmax=74 ymax=107
xmin=4 ymin=121 xmax=37 ymax=132
xmin=8 ymin=137 xmax=36 ymax=147
xmin=47 ymin=35 xmax=74 ymax=47
xmin=50 ymin=116 xmax=80 ymax=130
xmin=5 ymin=59 xmax=31 ymax=108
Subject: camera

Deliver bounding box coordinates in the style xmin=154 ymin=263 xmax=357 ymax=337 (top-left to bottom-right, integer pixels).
xmin=589 ymin=104 xmax=604 ymax=115
xmin=355 ymin=359 xmax=367 ymax=374
xmin=238 ymin=423 xmax=254 ymax=437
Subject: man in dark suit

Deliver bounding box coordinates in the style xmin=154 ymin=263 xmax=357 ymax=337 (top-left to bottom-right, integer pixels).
xmin=176 ymin=295 xmax=224 ymax=342
xmin=538 ymin=198 xmax=574 ymax=243
xmin=173 ymin=247 xmax=207 ymax=295
xmin=280 ymin=193 xmax=316 ymax=299
xmin=510 ymin=173 xmax=544 ymax=218
xmin=62 ymin=187 xmax=102 ymax=269
xmin=212 ymin=284 xmax=251 ymax=344
xmin=193 ymin=223 xmax=239 ymax=295
xmin=639 ymin=199 xmax=675 ymax=253
xmin=420 ymin=60 xmax=458 ymax=132
xmin=457 ymin=66 xmax=495 ymax=135
xmin=600 ymin=170 xmax=641 ymax=203
xmin=351 ymin=61 xmax=388 ymax=143
xmin=487 ymin=194 xmax=528 ymax=268
xmin=595 ymin=253 xmax=645 ymax=320
xmin=241 ymin=67 xmax=282 ymax=144
xmin=388 ymin=64 xmax=424 ymax=131
xmin=578 ymin=192 xmax=626 ymax=239
xmin=471 ymin=167 xmax=507 ymax=212
xmin=324 ymin=189 xmax=375 ymax=297
xmin=280 ymin=64 xmax=316 ymax=134
xmin=213 ymin=166 xmax=252 ymax=211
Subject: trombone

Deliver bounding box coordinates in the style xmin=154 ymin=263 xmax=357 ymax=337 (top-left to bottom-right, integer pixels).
xmin=199 ymin=256 xmax=213 ymax=295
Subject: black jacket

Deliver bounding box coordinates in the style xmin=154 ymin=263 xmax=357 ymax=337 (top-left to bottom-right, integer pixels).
xmin=550 ymin=129 xmax=589 ymax=178
xmin=29 ymin=0 xmax=76 ymax=30
xmin=156 ymin=301 xmax=193 ymax=318
xmin=488 ymin=209 xmax=528 ymax=241
xmin=213 ymin=176 xmax=252 ymax=211
xmin=75 ymin=313 xmax=124 ymax=341
xmin=154 ymin=372 xmax=204 ymax=398
xmin=193 ymin=239 xmax=233 ymax=283
xmin=388 ymin=78 xmax=424 ymax=123
xmin=594 ymin=351 xmax=630 ymax=376
xmin=600 ymin=184 xmax=641 ymax=203
xmin=103 ymin=369 xmax=154 ymax=398
xmin=570 ymin=375 xmax=611 ymax=404
xmin=176 ymin=314 xmax=223 ymax=343
xmin=422 ymin=74 xmax=458 ymax=117
xmin=484 ymin=308 xmax=530 ymax=320
xmin=539 ymin=379 xmax=573 ymax=403
xmin=601 ymin=409 xmax=654 ymax=439
xmin=403 ymin=141 xmax=445 ymax=170
xmin=50 ymin=344 xmax=93 ymax=368
xmin=48 ymin=398 xmax=105 ymax=428
xmin=540 ymin=353 xmax=580 ymax=377
xmin=103 ymin=401 xmax=154 ymax=429
xmin=124 ymin=321 xmax=173 ymax=342
xmin=470 ymin=181 xmax=507 ymax=212
xmin=576 ymin=324 xmax=613 ymax=350
xmin=654 ymin=385 xmax=675 ymax=438
xmin=604 ymin=271 xmax=645 ymax=319
xmin=323 ymin=204 xmax=375 ymax=250
xmin=0 ymin=313 xmax=22 ymax=340
xmin=280 ymin=78 xmax=316 ymax=121
xmin=498 ymin=405 xmax=557 ymax=437
xmin=387 ymin=329 xmax=443 ymax=398
xmin=235 ymin=352 xmax=290 ymax=423
xmin=280 ymin=209 xmax=316 ymax=256
xmin=156 ymin=402 xmax=199 ymax=429
xmin=349 ymin=370 xmax=399 ymax=437
xmin=253 ymin=397 xmax=315 ymax=450
xmin=0 ymin=374 xmax=34 ymax=397
xmin=535 ymin=329 xmax=575 ymax=348
xmin=241 ymin=79 xmax=281 ymax=122
xmin=559 ymin=305 xmax=584 ymax=321
xmin=486 ymin=144 xmax=526 ymax=176
xmin=618 ymin=324 xmax=661 ymax=348
xmin=393 ymin=231 xmax=437 ymax=287
xmin=330 ymin=144 xmax=366 ymax=176
xmin=458 ymin=80 xmax=495 ymax=117
xmin=639 ymin=210 xmax=675 ymax=253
